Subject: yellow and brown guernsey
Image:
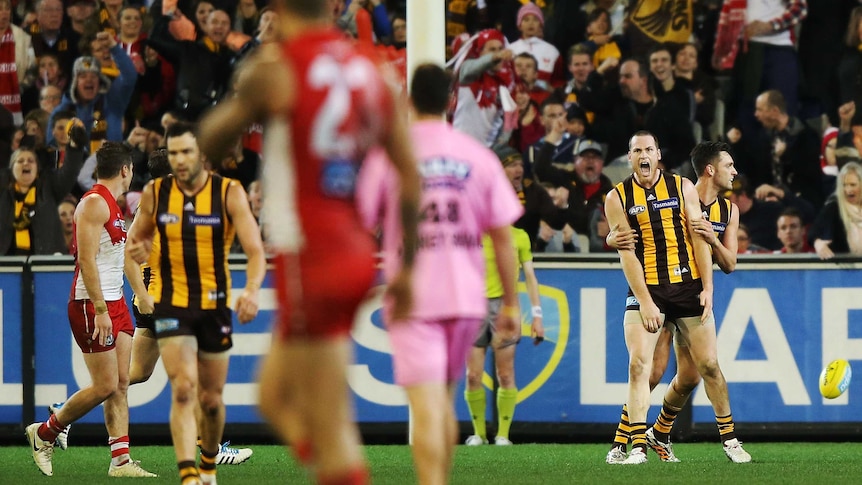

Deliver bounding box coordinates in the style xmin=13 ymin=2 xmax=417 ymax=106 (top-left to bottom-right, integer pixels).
xmin=615 ymin=171 xmax=700 ymax=285
xmin=150 ymin=173 xmax=236 ymax=309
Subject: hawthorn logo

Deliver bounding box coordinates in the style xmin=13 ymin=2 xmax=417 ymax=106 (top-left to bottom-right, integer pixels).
xmin=630 ymin=0 xmax=692 ymax=44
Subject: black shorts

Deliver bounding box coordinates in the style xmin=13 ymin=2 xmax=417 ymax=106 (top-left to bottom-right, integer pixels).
xmin=133 ymin=299 xmax=155 ymax=331
xmin=153 ymin=304 xmax=233 ymax=353
xmin=625 ymin=280 xmax=704 ymax=321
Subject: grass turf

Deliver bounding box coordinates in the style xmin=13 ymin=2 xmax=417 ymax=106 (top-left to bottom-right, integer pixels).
xmin=2 ymin=442 xmax=859 ymax=484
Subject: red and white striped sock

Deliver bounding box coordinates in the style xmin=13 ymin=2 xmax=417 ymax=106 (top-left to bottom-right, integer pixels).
xmin=38 ymin=414 xmax=65 ymax=442
xmin=109 ymin=436 xmax=130 ymax=467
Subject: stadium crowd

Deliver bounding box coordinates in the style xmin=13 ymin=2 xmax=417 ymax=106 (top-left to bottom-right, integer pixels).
xmin=2 ymin=0 xmax=862 ymax=260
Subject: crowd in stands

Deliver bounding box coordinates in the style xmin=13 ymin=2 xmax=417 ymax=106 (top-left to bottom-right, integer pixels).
xmin=2 ymin=0 xmax=862 ymax=261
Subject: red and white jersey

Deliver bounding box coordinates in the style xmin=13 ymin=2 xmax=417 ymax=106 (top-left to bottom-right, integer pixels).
xmin=263 ymin=28 xmax=390 ymax=257
xmin=70 ymin=184 xmax=127 ymax=301
xmin=508 ymin=36 xmax=564 ymax=86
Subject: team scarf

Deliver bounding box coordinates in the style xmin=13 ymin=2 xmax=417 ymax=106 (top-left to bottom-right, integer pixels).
xmin=0 ymin=28 xmax=21 ymax=125
xmin=13 ymin=183 xmax=36 ymax=253
xmin=448 ymin=29 xmax=518 ymax=130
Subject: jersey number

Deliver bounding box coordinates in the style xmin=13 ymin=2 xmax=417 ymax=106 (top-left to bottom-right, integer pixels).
xmin=421 ymin=200 xmax=460 ymax=223
xmin=307 ymin=55 xmax=377 ymax=160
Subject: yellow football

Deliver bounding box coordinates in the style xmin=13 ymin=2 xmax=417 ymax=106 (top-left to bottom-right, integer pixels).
xmin=819 ymin=359 xmax=852 ymax=399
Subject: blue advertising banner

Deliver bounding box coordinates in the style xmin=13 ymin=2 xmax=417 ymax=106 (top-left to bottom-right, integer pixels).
xmin=0 ymin=259 xmax=25 ymax=424
xmin=9 ymin=258 xmax=861 ymax=425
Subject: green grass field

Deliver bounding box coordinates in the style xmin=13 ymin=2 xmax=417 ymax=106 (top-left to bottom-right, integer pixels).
xmin=2 ymin=442 xmax=860 ymax=484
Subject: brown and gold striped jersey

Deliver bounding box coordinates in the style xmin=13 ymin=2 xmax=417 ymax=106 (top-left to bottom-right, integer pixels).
xmin=615 ymin=171 xmax=700 ymax=285
xmin=150 ymin=173 xmax=236 ymax=309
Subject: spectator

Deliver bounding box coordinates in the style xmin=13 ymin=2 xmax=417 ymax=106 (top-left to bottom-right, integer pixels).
xmin=557 ymin=44 xmax=610 ymax=124
xmin=116 ymin=5 xmax=146 ymax=74
xmin=775 ymin=206 xmax=813 ymax=254
xmin=509 ymin=81 xmax=543 ymax=153
xmin=513 ymin=52 xmax=549 ymax=106
xmin=0 ymin=121 xmax=86 ymax=255
xmin=593 ymin=57 xmax=696 ymax=170
xmin=451 ymin=28 xmax=516 ymax=147
xmin=811 ymin=161 xmax=862 ymax=259
xmin=838 ymin=7 xmax=862 ymax=130
xmin=234 ymin=0 xmax=261 ymax=37
xmin=135 ymin=45 xmax=176 ymax=128
xmin=65 ymin=0 xmax=96 ymax=36
xmin=731 ymin=89 xmax=822 ymax=208
xmin=524 ymin=96 xmax=573 ymax=178
xmin=22 ymin=53 xmax=67 ymax=115
xmin=737 ymin=222 xmax=768 ymax=253
xmin=215 ymin=138 xmax=259 ymax=190
xmin=579 ymin=7 xmax=622 ymax=71
xmin=148 ymin=6 xmax=235 ymax=121
xmin=41 ymin=109 xmax=74 ymax=171
xmin=649 ymin=43 xmax=695 ymax=127
xmin=508 ymin=2 xmax=564 ymax=87
xmin=673 ymin=41 xmax=717 ymax=132
xmin=494 ymin=144 xmax=564 ymax=250
xmin=535 ymin=137 xmax=613 ymax=241
xmin=536 ymin=182 xmax=579 ymax=253
xmin=728 ymin=174 xmax=786 ymax=251
xmin=29 ymin=0 xmax=81 ymax=76
xmin=56 ymin=194 xmax=76 ymax=253
xmin=38 ymin=85 xmax=62 ymax=113
xmin=0 ymin=0 xmax=35 ymax=125
xmin=726 ymin=0 xmax=806 ymax=138
xmin=97 ymin=0 xmax=124 ymax=36
xmin=47 ymin=34 xmax=138 ymax=151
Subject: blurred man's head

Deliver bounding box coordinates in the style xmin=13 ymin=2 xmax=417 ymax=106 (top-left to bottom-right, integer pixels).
xmin=776 ymin=207 xmax=807 ymax=253
xmin=514 ymin=52 xmax=539 ymax=86
xmin=754 ymin=90 xmax=787 ymax=130
xmin=539 ymin=97 xmax=565 ymax=134
xmin=574 ymin=140 xmax=605 ymax=184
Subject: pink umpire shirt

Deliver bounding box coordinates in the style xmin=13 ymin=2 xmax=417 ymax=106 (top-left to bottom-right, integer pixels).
xmin=356 ymin=120 xmax=523 ymax=321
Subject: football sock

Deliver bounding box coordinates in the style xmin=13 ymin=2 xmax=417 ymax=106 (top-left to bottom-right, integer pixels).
xmin=317 ymin=465 xmax=369 ymax=485
xmin=293 ymin=439 xmax=314 ymax=465
xmin=200 ymin=446 xmax=217 ymax=481
xmin=464 ymin=388 xmax=487 ymax=440
xmin=716 ymin=414 xmax=737 ymax=443
xmin=630 ymin=422 xmax=648 ymax=453
xmin=653 ymin=399 xmax=683 ymax=443
xmin=496 ymin=387 xmax=518 ymax=440
xmin=178 ymin=460 xmax=200 ymax=485
xmin=108 ymin=435 xmax=130 ymax=466
xmin=38 ymin=414 xmax=65 ymax=443
xmin=611 ymin=404 xmax=630 ymax=452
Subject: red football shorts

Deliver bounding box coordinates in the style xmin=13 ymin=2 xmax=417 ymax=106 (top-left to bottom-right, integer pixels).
xmin=273 ymin=251 xmax=376 ymax=340
xmin=68 ymin=299 xmax=134 ymax=353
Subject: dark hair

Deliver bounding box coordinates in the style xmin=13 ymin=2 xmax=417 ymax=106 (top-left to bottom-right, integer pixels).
xmin=628 ymin=130 xmax=659 ymax=150
xmin=95 ymin=141 xmax=133 ymax=179
xmin=586 ymin=8 xmax=611 ymax=34
xmin=539 ymin=94 xmax=565 ymax=114
xmin=148 ymin=148 xmax=171 ymax=178
xmin=410 ymin=63 xmax=452 ymax=116
xmin=165 ymin=120 xmax=197 ymax=140
xmin=648 ymin=42 xmax=673 ymax=60
xmin=778 ymin=206 xmax=804 ymax=224
xmin=690 ymin=141 xmax=731 ymax=176
xmin=514 ymin=52 xmax=538 ymax=70
xmin=52 ymin=110 xmax=76 ymax=124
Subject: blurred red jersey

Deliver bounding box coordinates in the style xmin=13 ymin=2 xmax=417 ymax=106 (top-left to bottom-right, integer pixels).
xmin=266 ymin=27 xmax=391 ymax=338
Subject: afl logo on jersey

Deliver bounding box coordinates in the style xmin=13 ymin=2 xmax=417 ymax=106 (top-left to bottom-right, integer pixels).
xmin=628 ymin=205 xmax=646 ymax=216
xmin=158 ymin=213 xmax=180 ymax=225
